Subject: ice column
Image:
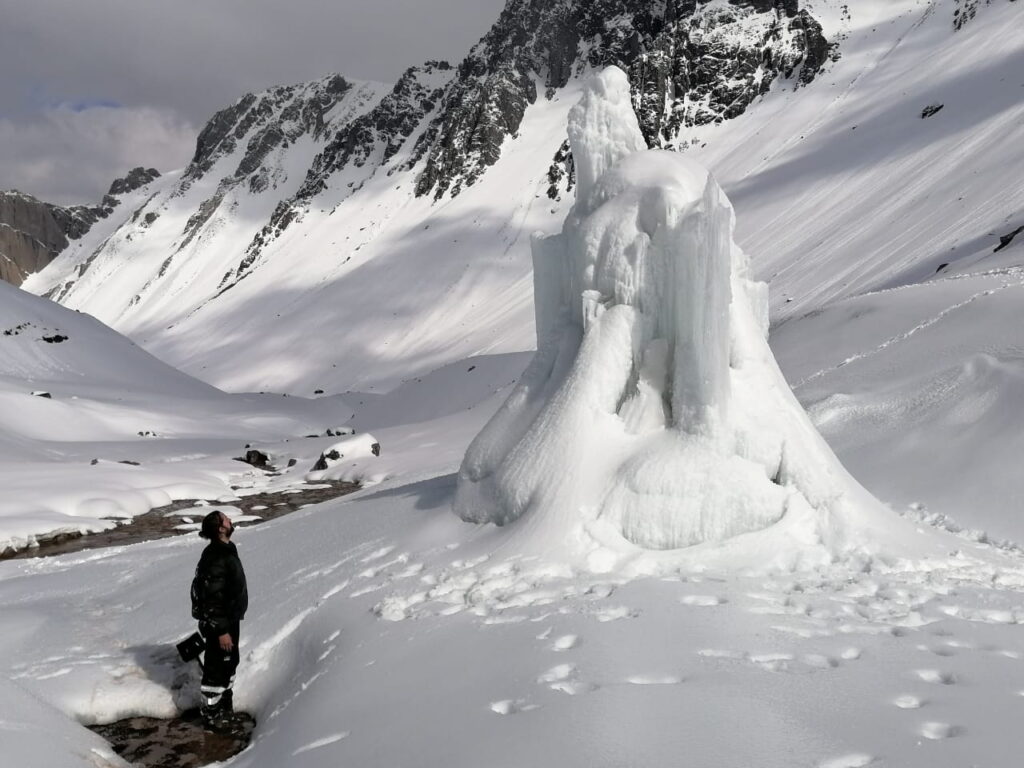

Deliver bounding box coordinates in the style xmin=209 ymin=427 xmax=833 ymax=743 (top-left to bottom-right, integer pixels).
xmin=454 ymin=66 xmax=907 ymax=559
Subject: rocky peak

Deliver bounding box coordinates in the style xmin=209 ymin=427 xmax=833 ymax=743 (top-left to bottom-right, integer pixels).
xmin=180 ymin=75 xmax=360 ymax=192
xmin=231 ymin=61 xmax=454 ymax=285
xmin=0 ymin=165 xmax=164 ymax=286
xmin=172 ymin=75 xmax=384 ymax=256
xmin=410 ymin=0 xmax=832 ymax=199
xmin=108 ymin=167 xmax=161 ymax=197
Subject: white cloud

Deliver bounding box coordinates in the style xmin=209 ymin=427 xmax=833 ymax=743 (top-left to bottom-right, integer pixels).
xmin=0 ymin=105 xmax=197 ymax=205
xmin=0 ymin=0 xmax=507 ymax=203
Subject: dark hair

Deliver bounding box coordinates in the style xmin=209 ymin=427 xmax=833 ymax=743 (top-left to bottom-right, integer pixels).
xmin=199 ymin=510 xmax=223 ymax=540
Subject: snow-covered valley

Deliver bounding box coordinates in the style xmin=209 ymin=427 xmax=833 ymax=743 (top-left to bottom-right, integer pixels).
xmin=2 ymin=0 xmax=1024 ymax=766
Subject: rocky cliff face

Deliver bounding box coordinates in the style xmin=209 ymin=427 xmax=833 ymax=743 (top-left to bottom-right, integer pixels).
xmin=0 ymin=167 xmax=159 ymax=286
xmin=411 ymin=0 xmax=831 ymax=200
xmin=0 ymin=193 xmax=66 ymax=286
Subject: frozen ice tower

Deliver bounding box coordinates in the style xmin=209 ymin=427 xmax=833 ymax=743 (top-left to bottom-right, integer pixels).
xmin=454 ymin=67 xmax=934 ymax=565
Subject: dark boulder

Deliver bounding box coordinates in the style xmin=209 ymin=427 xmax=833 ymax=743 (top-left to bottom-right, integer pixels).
xmin=236 ymin=449 xmax=271 ymax=469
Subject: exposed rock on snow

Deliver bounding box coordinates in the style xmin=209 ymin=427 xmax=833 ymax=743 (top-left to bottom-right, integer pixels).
xmin=311 ymin=433 xmax=381 ymax=472
xmin=455 ymin=67 xmax=934 ymax=565
xmin=237 ymin=449 xmax=271 ymax=469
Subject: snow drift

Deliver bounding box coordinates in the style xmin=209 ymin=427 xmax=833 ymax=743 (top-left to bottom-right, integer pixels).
xmin=454 ymin=68 xmax=932 ymax=566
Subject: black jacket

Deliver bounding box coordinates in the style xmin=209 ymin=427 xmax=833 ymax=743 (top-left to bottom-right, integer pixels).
xmin=191 ymin=539 xmax=248 ymax=635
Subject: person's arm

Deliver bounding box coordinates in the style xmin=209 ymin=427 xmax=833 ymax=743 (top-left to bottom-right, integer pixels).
xmin=199 ymin=556 xmax=231 ymax=640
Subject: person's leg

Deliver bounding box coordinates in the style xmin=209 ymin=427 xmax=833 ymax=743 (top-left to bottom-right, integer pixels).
xmin=220 ymin=622 xmax=241 ymax=712
xmin=200 ymin=627 xmax=233 ymax=718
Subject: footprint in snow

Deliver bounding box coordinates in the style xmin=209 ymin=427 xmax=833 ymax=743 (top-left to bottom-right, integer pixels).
xmin=680 ymin=595 xmax=728 ymax=607
xmin=749 ymin=653 xmax=794 ymax=672
xmin=537 ymin=664 xmax=576 ymax=684
xmin=818 ymin=754 xmax=874 ymax=768
xmin=489 ymin=699 xmax=539 ymax=715
xmin=915 ymin=669 xmax=956 ymax=685
xmin=593 ymin=606 xmax=638 ymax=622
xmin=893 ymin=695 xmax=924 ymax=709
xmin=697 ymin=649 xmax=745 ymax=660
xmin=802 ymin=654 xmax=839 ymax=669
xmin=919 ymin=721 xmax=962 ymax=740
xmin=537 ymin=664 xmax=597 ymax=695
xmin=585 ymin=584 xmax=616 ymax=599
xmin=623 ymin=674 xmax=683 ymax=685
xmin=918 ymin=643 xmax=957 ymax=657
xmin=550 ymin=680 xmax=598 ymax=695
xmin=551 ymin=635 xmax=579 ymax=651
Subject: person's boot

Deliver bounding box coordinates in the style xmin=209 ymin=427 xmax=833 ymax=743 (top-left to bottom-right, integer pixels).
xmin=201 ymin=700 xmax=230 ymax=732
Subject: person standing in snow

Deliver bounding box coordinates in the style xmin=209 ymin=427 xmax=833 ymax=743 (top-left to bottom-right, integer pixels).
xmin=191 ymin=510 xmax=248 ymax=729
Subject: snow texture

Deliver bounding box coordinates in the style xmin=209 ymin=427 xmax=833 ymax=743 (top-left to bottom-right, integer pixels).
xmin=455 ymin=67 xmax=936 ymax=567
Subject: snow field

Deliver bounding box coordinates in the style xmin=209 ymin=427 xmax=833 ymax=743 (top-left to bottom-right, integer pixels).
xmin=4 ymin=476 xmax=1024 ymax=767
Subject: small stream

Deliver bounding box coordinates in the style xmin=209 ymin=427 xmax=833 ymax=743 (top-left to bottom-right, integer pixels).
xmin=0 ymin=479 xmax=360 ymax=561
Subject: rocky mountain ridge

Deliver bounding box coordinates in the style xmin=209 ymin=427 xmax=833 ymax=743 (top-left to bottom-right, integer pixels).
xmin=0 ymin=167 xmax=159 ymax=286
xmin=36 ymin=0 xmax=835 ymax=299
xmin=228 ymin=0 xmax=833 ymax=283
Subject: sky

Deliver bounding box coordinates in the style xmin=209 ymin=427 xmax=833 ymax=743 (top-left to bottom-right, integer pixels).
xmin=0 ymin=0 xmax=506 ymax=205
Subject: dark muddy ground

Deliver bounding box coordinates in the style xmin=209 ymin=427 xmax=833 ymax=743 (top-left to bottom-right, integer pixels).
xmin=90 ymin=710 xmax=256 ymax=768
xmin=0 ymin=479 xmax=359 ymax=561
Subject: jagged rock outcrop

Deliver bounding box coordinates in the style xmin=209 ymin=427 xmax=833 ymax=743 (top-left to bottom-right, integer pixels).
xmin=234 ymin=63 xmax=453 ymax=283
xmin=627 ymin=4 xmax=831 ymax=151
xmin=410 ymin=0 xmax=832 ymax=200
xmin=0 ymin=167 xmax=161 ymax=286
xmin=174 ymin=75 xmax=373 ymax=254
xmin=953 ymin=0 xmax=1017 ymax=31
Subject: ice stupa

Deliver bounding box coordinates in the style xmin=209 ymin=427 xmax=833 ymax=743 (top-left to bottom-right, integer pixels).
xmin=454 ymin=67 xmax=938 ymax=567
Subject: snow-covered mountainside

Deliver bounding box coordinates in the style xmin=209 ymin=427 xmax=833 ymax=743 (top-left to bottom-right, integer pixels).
xmin=25 ymin=0 xmax=1022 ymax=397
xmin=25 ymin=0 xmax=830 ymax=387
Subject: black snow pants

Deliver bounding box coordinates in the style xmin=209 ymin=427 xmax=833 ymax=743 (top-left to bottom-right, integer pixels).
xmin=200 ymin=621 xmax=240 ymax=711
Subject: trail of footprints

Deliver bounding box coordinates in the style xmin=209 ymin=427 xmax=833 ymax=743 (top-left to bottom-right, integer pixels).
xmin=336 ymin=543 xmax=1021 ymax=759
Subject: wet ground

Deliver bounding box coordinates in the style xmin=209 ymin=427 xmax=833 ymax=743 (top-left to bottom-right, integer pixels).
xmin=89 ymin=710 xmax=256 ymax=768
xmin=0 ymin=479 xmax=359 ymax=561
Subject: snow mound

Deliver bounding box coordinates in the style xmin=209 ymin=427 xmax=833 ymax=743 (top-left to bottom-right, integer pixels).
xmin=454 ymin=67 xmax=939 ymax=569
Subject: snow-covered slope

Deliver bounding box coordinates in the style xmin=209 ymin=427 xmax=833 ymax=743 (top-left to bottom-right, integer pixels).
xmin=0 ymin=281 xmax=357 ymax=551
